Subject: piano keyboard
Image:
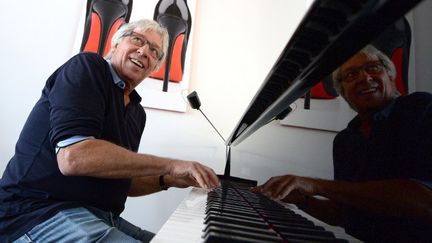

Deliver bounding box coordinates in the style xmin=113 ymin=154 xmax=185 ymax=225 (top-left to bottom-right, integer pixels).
xmin=151 ymin=181 xmax=361 ymax=243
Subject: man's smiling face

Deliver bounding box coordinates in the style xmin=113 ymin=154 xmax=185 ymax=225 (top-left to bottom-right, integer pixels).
xmin=339 ymin=53 xmax=397 ymax=116
xmin=109 ymin=29 xmax=162 ymax=90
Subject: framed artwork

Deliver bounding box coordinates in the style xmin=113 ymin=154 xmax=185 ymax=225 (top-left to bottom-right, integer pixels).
xmin=73 ymin=0 xmax=196 ymax=112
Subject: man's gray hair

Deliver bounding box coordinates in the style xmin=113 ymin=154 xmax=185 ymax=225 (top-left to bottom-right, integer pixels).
xmin=332 ymin=45 xmax=397 ymax=95
xmin=105 ymin=19 xmax=169 ymax=70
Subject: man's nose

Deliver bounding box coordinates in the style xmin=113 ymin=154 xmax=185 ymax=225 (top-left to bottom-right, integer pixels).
xmin=357 ymin=70 xmax=374 ymax=83
xmin=137 ymin=44 xmax=150 ymax=56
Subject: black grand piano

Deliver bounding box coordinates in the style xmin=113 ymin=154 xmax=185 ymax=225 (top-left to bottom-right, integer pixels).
xmin=152 ymin=0 xmax=425 ymax=242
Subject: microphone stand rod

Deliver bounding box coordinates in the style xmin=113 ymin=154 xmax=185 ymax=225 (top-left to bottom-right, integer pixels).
xmin=198 ymin=109 xmax=226 ymax=143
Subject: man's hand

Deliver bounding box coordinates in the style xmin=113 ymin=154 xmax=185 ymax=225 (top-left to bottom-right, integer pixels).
xmin=251 ymin=174 xmax=317 ymax=200
xmin=164 ymin=174 xmax=199 ymax=188
xmin=168 ymin=160 xmax=220 ymax=189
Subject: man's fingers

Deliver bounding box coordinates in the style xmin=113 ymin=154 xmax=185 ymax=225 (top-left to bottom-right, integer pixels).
xmin=252 ymin=175 xmax=296 ymax=200
xmin=250 ymin=186 xmax=263 ymax=193
xmin=192 ymin=171 xmax=207 ymax=189
xmin=189 ymin=163 xmax=220 ymax=189
xmin=204 ymin=166 xmax=220 ymax=188
xmin=169 ymin=160 xmax=220 ymax=189
xmin=199 ymin=166 xmax=220 ymax=189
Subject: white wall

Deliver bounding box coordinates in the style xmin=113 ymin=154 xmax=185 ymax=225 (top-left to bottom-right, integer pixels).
xmin=0 ymin=0 xmax=84 ymax=169
xmin=0 ymin=0 xmax=430 ymax=235
xmin=411 ymin=0 xmax=432 ymax=92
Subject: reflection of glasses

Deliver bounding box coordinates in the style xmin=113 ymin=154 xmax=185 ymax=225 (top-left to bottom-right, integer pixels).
xmin=340 ymin=61 xmax=385 ymax=83
xmin=125 ymin=32 xmax=163 ymax=60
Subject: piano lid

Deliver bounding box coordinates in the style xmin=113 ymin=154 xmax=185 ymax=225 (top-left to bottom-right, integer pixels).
xmin=227 ymin=0 xmax=424 ymax=146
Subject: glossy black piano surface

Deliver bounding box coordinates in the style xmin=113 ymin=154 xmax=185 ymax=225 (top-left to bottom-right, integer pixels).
xmin=227 ymin=0 xmax=423 ymax=146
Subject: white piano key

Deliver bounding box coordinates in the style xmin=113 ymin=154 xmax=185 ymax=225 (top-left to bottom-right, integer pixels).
xmin=151 ymin=188 xmax=208 ymax=243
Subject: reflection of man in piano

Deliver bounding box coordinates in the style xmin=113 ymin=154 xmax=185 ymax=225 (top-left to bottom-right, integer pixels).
xmin=253 ymin=45 xmax=432 ymax=242
xmin=0 ymin=19 xmax=219 ymax=243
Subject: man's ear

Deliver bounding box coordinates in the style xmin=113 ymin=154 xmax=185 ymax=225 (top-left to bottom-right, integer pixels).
xmin=389 ymin=76 xmax=397 ymax=88
xmin=391 ymin=81 xmax=399 ymax=95
xmin=111 ymin=43 xmax=118 ymax=53
xmin=339 ymin=85 xmax=346 ymax=98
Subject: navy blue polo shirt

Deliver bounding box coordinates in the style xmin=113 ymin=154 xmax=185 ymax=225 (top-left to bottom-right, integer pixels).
xmin=333 ymin=92 xmax=432 ymax=241
xmin=0 ymin=52 xmax=146 ymax=241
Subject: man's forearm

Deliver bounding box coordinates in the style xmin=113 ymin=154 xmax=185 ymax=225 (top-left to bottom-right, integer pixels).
xmin=57 ymin=138 xmax=172 ymax=178
xmin=57 ymin=138 xmax=220 ymax=190
xmin=315 ymin=178 xmax=432 ymax=224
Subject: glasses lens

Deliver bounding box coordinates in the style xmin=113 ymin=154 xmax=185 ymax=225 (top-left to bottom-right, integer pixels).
xmin=341 ymin=62 xmax=383 ymax=83
xmin=341 ymin=70 xmax=359 ymax=83
xmin=130 ymin=36 xmax=143 ymax=46
xmin=365 ymin=63 xmax=383 ymax=74
xmin=128 ymin=32 xmax=162 ymax=60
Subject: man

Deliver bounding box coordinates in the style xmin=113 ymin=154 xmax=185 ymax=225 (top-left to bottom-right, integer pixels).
xmin=0 ymin=19 xmax=219 ymax=242
xmin=253 ymin=45 xmax=432 ymax=242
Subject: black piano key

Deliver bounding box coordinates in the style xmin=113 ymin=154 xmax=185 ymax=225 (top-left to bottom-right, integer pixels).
xmin=204 ymin=221 xmax=275 ymax=235
xmin=203 ymin=225 xmax=283 ymax=243
xmin=203 ymin=232 xmax=279 ymax=243
xmin=207 ymin=200 xmax=248 ymax=206
xmin=205 ymin=214 xmax=268 ymax=229
xmin=206 ymin=207 xmax=260 ymax=218
xmin=208 ymin=197 xmax=291 ymax=214
xmin=268 ymin=218 xmax=317 ymax=228
xmin=205 ymin=211 xmax=265 ymax=224
xmin=206 ymin=202 xmax=256 ymax=211
xmin=256 ymin=209 xmax=305 ymax=220
xmin=206 ymin=200 xmax=255 ymax=209
xmin=272 ymin=223 xmax=329 ymax=235
xmin=207 ymin=205 xmax=249 ymax=215
xmin=276 ymin=224 xmax=335 ymax=238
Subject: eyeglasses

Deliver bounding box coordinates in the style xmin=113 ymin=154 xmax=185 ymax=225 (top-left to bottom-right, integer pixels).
xmin=125 ymin=32 xmax=164 ymax=61
xmin=340 ymin=61 xmax=385 ymax=83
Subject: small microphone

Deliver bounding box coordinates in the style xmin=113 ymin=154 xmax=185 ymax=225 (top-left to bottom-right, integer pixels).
xmin=187 ymin=91 xmax=201 ymax=109
xmin=187 ymin=91 xmax=225 ymax=143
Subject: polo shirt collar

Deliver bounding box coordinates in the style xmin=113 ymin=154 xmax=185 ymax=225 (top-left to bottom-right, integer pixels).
xmin=373 ymin=97 xmax=397 ymax=121
xmin=105 ymin=59 xmax=142 ymax=104
xmin=105 ymin=59 xmax=126 ymax=89
xmin=347 ymin=96 xmax=399 ymax=129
